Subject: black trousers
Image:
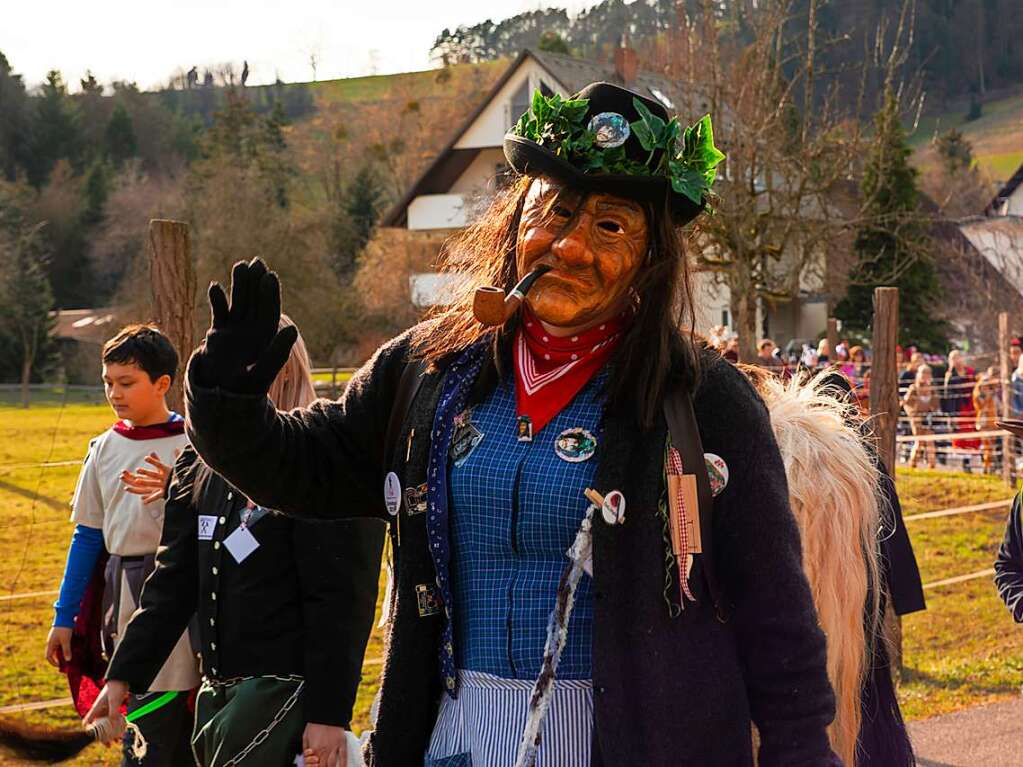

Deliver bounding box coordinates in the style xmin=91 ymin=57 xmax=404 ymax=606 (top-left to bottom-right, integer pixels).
xmin=122 ymin=691 xmax=193 ymax=767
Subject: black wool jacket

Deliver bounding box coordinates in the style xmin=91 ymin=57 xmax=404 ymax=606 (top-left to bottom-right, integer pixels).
xmin=106 ymin=447 xmax=385 ymax=727
xmin=185 ymin=328 xmax=840 ymax=767
xmin=995 ymin=492 xmax=1023 ymax=622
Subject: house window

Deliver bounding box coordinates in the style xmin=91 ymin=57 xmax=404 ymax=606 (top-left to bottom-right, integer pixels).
xmin=540 ymin=80 xmax=554 ymax=97
xmin=721 ymin=309 xmax=730 ymax=328
xmin=510 ymin=78 xmax=531 ymax=129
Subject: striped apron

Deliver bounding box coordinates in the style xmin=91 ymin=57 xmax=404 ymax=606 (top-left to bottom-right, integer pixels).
xmin=425 ymin=670 xmax=592 ymax=767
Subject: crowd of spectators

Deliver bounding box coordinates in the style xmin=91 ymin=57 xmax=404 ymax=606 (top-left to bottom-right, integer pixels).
xmin=706 ymin=325 xmax=1022 ymax=474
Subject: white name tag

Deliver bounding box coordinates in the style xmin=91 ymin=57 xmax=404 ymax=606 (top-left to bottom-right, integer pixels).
xmin=198 ymin=515 xmax=217 ymax=541
xmin=224 ymin=525 xmax=259 ymax=564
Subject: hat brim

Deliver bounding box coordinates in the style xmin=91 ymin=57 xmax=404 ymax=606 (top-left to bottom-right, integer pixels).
xmin=503 ymin=134 xmax=704 ymax=226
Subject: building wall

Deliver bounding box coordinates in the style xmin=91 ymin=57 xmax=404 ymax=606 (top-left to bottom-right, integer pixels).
xmin=1008 ymin=185 xmax=1023 ymax=216
xmin=408 ymin=194 xmax=467 ymax=230
xmin=691 ymin=271 xmax=732 ymax=334
xmin=455 ymin=60 xmax=564 ymax=149
xmin=450 ymin=148 xmax=507 ymax=194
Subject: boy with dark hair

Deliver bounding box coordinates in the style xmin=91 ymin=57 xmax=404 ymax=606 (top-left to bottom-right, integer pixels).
xmin=44 ymin=324 xmax=198 ymax=766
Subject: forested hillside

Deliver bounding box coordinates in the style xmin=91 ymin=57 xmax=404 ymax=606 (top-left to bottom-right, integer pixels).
xmin=433 ymin=0 xmax=1023 ymax=113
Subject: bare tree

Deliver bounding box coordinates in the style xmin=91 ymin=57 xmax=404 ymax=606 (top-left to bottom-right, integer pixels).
xmin=659 ymin=0 xmax=923 ymax=360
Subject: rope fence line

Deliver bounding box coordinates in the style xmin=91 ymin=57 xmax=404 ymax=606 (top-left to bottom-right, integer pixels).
xmin=0 ymin=697 xmax=72 ymax=715
xmin=922 ymin=568 xmax=997 ymax=591
xmin=903 ymin=498 xmax=1013 ymax=522
xmin=895 ymin=428 xmax=1009 ymax=443
xmin=0 ymin=459 xmax=81 ymax=474
xmin=0 ymin=589 xmax=58 ymax=603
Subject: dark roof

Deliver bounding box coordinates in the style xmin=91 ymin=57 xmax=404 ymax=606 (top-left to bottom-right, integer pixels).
xmin=50 ymin=308 xmax=121 ymax=344
xmin=380 ymin=49 xmax=699 ymax=228
xmin=985 ymin=161 xmax=1023 ymax=216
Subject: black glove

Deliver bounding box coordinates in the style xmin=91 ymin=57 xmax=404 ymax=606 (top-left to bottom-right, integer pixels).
xmin=193 ymin=258 xmax=297 ymax=395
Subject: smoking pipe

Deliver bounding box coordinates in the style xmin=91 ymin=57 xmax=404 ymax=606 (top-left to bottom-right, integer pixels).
xmin=473 ymin=264 xmax=553 ymax=327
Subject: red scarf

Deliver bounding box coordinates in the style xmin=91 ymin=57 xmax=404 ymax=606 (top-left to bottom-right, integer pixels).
xmin=514 ymin=306 xmax=628 ymax=435
xmin=112 ymin=415 xmax=184 ymax=440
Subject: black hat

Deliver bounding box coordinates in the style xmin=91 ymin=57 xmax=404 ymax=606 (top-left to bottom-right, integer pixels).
xmin=503 ymin=81 xmax=724 ymax=226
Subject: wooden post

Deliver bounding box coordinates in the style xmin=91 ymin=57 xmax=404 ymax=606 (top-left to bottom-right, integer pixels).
xmin=1000 ymin=312 xmax=1012 ymax=485
xmin=148 ymin=219 xmax=196 ymax=415
xmin=870 ymin=290 xmax=899 ymax=473
xmin=869 ymin=287 xmax=902 ymax=673
xmin=826 ymin=317 xmax=838 ymax=366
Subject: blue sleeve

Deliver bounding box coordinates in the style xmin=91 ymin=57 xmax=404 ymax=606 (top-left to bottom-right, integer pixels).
xmin=53 ymin=524 xmax=104 ymax=628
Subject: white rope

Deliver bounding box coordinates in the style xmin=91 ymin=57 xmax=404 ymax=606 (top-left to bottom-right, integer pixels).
xmin=923 ymin=568 xmax=997 ymax=591
xmin=896 ymin=428 xmax=1009 ymax=443
xmin=0 ymin=589 xmax=58 ymax=603
xmin=903 ymin=498 xmax=1013 ymax=522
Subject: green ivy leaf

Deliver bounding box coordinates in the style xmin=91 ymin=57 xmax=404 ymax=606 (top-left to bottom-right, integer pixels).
xmin=670 ymin=166 xmax=707 ymax=205
xmin=631 ymin=119 xmax=656 ymax=152
xmin=632 ymin=97 xmax=667 ymax=144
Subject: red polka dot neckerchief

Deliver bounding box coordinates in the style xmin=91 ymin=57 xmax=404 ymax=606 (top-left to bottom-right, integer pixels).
xmin=514 ymin=305 xmax=629 ymax=437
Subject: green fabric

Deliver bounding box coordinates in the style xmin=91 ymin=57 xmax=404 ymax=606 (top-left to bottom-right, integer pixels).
xmin=125 ymin=690 xmax=179 ymax=723
xmin=192 ymin=678 xmax=304 ymax=767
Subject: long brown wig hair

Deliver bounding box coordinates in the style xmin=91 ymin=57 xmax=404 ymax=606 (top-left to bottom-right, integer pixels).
xmin=744 ymin=366 xmax=884 ymax=765
xmin=411 ymin=175 xmax=701 ymax=428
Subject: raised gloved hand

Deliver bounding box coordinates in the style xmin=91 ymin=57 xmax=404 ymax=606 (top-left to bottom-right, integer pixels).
xmin=193 ymin=258 xmax=297 ymax=395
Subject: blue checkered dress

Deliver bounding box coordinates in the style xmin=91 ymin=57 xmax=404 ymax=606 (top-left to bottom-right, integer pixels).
xmin=447 ymin=372 xmax=603 ymax=679
xmin=425 ymin=370 xmax=604 ymax=765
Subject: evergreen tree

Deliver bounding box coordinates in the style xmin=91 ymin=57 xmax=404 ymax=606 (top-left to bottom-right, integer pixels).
xmin=835 ymin=88 xmax=948 ymax=351
xmin=538 ymin=31 xmax=571 ymax=55
xmin=935 ymin=128 xmax=973 ymax=176
xmin=80 ymin=162 xmax=109 ymax=226
xmin=79 ymin=71 xmax=102 ymax=95
xmin=28 ymin=70 xmax=83 ymax=187
xmin=0 ymin=51 xmax=32 ymax=182
xmin=261 ymin=100 xmax=291 ymax=208
xmin=331 ymin=162 xmax=383 ymax=280
xmin=105 ymin=103 xmax=138 ymax=167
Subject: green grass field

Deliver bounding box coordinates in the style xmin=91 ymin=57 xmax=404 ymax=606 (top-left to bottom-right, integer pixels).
xmin=909 ymin=91 xmax=1023 ymax=183
xmin=0 ymin=403 xmax=1020 ymax=763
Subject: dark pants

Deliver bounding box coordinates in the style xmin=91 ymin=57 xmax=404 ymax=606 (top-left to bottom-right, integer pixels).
xmin=192 ymin=677 xmax=304 ymax=767
xmin=122 ymin=691 xmax=193 ymax=767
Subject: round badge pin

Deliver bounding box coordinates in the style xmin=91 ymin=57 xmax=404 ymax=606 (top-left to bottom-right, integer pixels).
xmin=554 ymin=428 xmax=598 ymax=463
xmin=704 ymin=453 xmax=729 ymax=496
xmin=601 ymin=490 xmax=626 ymax=525
xmin=587 ymin=111 xmax=631 ymax=148
xmin=383 ymin=471 xmax=402 ymax=516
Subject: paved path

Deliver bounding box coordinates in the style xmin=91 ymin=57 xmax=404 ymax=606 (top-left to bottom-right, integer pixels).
xmin=909 ymin=697 xmax=1023 ymax=766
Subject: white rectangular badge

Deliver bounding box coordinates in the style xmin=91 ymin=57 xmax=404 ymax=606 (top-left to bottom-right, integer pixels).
xmin=224 ymin=525 xmax=259 ymax=564
xmin=198 ymin=515 xmax=217 ymax=541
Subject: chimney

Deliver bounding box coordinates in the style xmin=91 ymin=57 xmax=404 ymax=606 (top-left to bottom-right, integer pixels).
xmin=614 ymin=45 xmax=638 ymax=86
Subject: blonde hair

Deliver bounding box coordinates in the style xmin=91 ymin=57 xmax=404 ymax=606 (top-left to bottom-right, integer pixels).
xmin=266 ymin=314 xmax=317 ymax=410
xmin=752 ymin=370 xmax=882 ymax=765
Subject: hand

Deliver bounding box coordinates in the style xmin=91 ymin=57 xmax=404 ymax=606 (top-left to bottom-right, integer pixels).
xmin=45 ymin=625 xmax=73 ymax=667
xmin=302 ymin=723 xmax=347 ymax=767
xmin=84 ymin=681 xmax=129 ymax=744
xmin=195 ymin=258 xmax=297 ymax=395
xmin=121 ymin=452 xmax=174 ymax=504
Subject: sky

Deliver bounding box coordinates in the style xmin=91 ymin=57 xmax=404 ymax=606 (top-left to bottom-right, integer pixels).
xmin=2 ymin=0 xmax=591 ymax=92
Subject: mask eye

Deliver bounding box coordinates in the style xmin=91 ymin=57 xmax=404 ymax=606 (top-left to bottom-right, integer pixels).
xmin=552 ymin=205 xmax=573 ymax=218
xmin=597 ymin=220 xmax=623 ymax=233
